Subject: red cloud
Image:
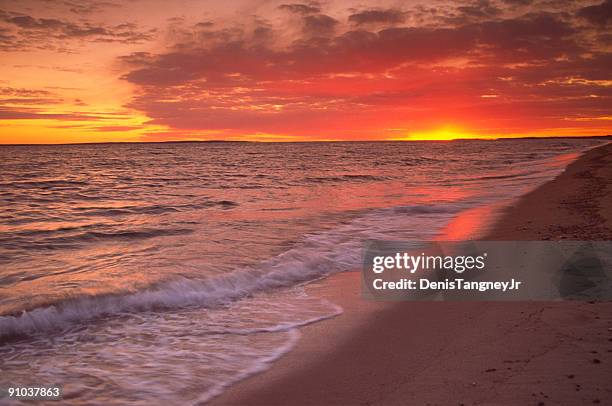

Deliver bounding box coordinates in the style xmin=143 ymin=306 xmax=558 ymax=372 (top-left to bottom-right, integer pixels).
xmin=118 ymin=3 xmax=611 ymax=139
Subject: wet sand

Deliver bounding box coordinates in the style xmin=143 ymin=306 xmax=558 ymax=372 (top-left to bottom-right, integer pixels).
xmin=212 ymin=142 xmax=612 ymax=406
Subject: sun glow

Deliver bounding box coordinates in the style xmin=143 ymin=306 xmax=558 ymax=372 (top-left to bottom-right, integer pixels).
xmin=391 ymin=126 xmax=485 ymax=141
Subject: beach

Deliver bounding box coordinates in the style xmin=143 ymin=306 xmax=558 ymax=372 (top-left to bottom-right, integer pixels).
xmin=212 ymin=142 xmax=612 ymax=406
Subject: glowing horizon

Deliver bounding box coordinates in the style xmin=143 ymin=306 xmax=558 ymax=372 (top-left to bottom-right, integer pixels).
xmin=1 ymin=0 xmax=611 ymax=144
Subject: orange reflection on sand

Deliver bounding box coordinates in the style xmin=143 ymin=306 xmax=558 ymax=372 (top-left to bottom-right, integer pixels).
xmin=436 ymin=204 xmax=501 ymax=241
xmin=544 ymin=152 xmax=580 ymax=168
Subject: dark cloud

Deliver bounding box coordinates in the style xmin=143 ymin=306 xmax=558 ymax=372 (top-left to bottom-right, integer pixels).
xmin=577 ymin=0 xmax=612 ymax=26
xmin=0 ymin=26 xmax=17 ymax=49
xmin=468 ymin=13 xmax=580 ymax=62
xmin=126 ymin=12 xmax=577 ymax=78
xmin=0 ymin=86 xmax=65 ymax=106
xmin=348 ymin=9 xmax=406 ymax=26
xmin=118 ymin=51 xmax=155 ymax=65
xmin=195 ymin=21 xmax=214 ymax=29
xmin=1 ymin=87 xmax=54 ymax=97
xmin=278 ymin=3 xmax=321 ymax=15
xmin=302 ymin=14 xmax=338 ymax=36
xmin=0 ymin=10 xmax=156 ymax=51
xmin=457 ymin=0 xmax=502 ymax=18
xmin=63 ymin=1 xmax=121 ymax=15
xmin=6 ymin=15 xmax=66 ymax=30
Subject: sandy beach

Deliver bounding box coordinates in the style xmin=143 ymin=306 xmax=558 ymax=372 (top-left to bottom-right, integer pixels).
xmin=213 ymin=142 xmax=612 ymax=406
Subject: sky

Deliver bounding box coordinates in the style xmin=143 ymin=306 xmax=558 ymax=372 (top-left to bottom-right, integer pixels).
xmin=0 ymin=0 xmax=610 ymax=143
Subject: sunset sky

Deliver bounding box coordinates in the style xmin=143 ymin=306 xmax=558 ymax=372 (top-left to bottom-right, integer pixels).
xmin=0 ymin=0 xmax=611 ymax=143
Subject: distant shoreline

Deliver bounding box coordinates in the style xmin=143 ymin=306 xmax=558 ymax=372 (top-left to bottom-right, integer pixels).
xmin=485 ymin=141 xmax=612 ymax=240
xmin=1 ymin=134 xmax=610 ymax=147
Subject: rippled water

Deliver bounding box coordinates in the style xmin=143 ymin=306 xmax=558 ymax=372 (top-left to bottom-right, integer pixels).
xmin=0 ymin=139 xmax=603 ymax=404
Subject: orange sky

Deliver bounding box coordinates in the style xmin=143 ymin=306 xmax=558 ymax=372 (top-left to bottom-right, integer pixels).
xmin=0 ymin=0 xmax=611 ymax=143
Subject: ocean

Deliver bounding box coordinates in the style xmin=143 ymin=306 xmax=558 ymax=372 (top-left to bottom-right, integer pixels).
xmin=0 ymin=139 xmax=603 ymax=404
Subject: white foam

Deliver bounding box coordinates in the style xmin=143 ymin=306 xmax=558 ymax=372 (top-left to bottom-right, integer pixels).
xmin=195 ymin=328 xmax=302 ymax=405
xmin=1 ymin=203 xmax=456 ymax=341
xmin=195 ymin=299 xmax=343 ymax=405
xmin=1 ymin=287 xmax=342 ymax=405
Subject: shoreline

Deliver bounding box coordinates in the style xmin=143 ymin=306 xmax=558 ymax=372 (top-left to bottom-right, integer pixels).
xmin=212 ymin=143 xmax=612 ymax=406
xmin=484 ymin=142 xmax=612 ymax=241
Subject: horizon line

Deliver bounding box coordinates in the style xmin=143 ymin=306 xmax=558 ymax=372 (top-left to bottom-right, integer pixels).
xmin=1 ymin=134 xmax=611 ymax=147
